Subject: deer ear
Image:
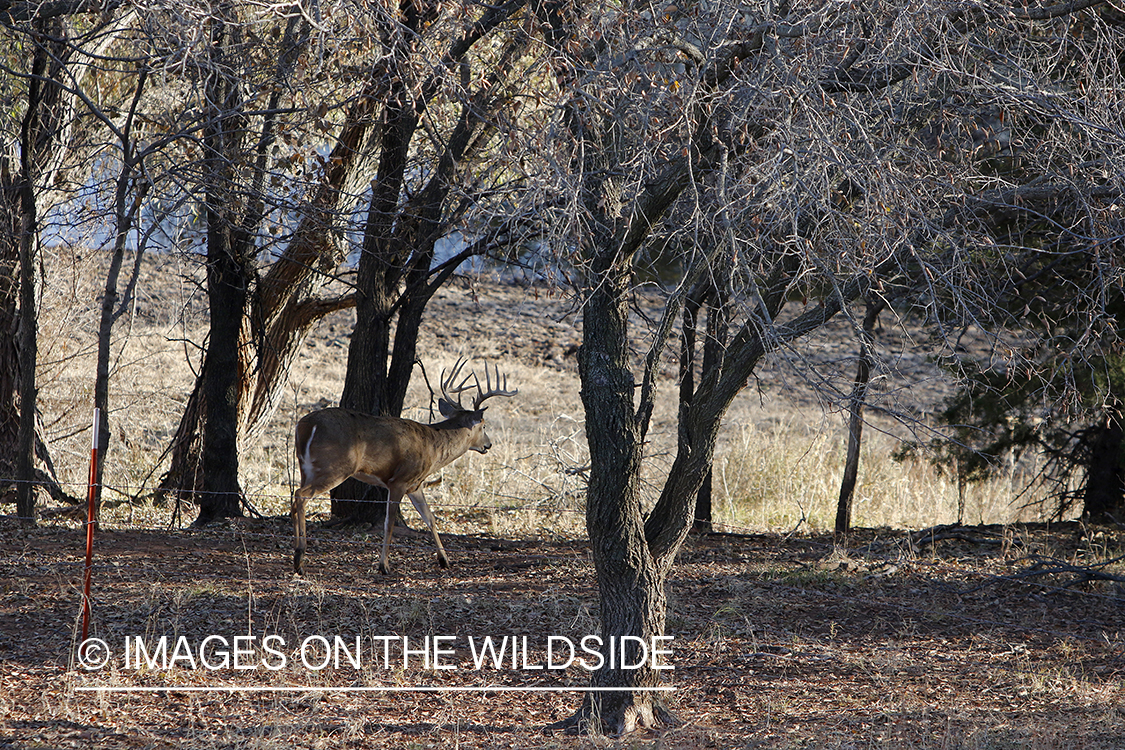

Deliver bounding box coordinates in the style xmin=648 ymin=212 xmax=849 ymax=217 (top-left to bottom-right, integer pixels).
xmin=437 ymin=397 xmax=459 ymax=418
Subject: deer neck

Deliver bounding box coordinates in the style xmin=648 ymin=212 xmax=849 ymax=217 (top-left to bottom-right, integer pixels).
xmin=428 ymin=421 xmax=480 ymax=468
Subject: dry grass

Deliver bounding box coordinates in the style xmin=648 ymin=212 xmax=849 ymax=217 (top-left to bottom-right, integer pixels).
xmin=713 ymin=420 xmax=1043 ymax=532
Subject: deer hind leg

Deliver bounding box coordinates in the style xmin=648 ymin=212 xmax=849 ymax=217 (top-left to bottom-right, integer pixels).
xmin=407 ymin=490 xmax=449 ymax=569
xmin=292 ymin=487 xmax=311 ymax=575
xmin=379 ymin=487 xmax=405 ymax=575
xmin=293 ymin=423 xmax=326 ymax=575
xmin=292 ymin=478 xmax=336 ymax=575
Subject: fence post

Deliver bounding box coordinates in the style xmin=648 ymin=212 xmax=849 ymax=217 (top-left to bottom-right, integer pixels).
xmin=80 ymin=408 xmax=101 ymax=646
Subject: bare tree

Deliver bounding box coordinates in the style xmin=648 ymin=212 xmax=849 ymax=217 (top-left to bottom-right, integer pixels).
xmin=327 ymin=0 xmax=534 ymax=526
xmin=528 ymin=0 xmax=1125 ymax=733
xmin=835 ymin=297 xmax=885 ymax=535
xmin=0 ymin=3 xmax=130 ymax=515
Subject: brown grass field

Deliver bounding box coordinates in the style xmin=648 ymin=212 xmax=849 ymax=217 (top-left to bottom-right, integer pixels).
xmin=1 ymin=251 xmax=1123 ymax=748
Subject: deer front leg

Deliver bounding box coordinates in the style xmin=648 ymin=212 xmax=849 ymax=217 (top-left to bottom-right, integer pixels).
xmin=379 ymin=488 xmax=404 ymax=575
xmin=407 ymin=490 xmax=449 ymax=569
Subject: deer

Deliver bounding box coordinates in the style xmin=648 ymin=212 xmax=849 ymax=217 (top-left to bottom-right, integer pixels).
xmin=290 ymin=359 xmax=517 ymax=576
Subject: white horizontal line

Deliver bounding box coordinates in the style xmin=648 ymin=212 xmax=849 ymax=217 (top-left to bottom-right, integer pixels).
xmin=74 ymin=685 xmax=675 ymax=693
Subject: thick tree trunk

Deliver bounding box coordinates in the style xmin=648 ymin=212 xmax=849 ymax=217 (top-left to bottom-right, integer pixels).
xmin=551 ymin=260 xmax=678 ymax=734
xmin=194 ymin=236 xmax=249 ymax=524
xmin=693 ymin=472 xmax=714 ymax=532
xmin=192 ymin=9 xmax=248 ymax=524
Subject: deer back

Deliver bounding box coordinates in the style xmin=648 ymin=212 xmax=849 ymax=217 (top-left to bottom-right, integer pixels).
xmin=297 ymin=407 xmax=485 ymax=492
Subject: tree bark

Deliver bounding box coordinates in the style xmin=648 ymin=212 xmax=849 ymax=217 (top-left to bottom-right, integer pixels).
xmin=563 ymin=258 xmax=677 ymax=733
xmin=15 ymin=181 xmax=37 ymax=523
xmin=192 ymin=7 xmax=249 ymax=524
xmin=547 ymin=18 xmax=781 ymax=733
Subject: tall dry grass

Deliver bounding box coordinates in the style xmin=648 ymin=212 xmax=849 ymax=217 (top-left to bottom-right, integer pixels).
xmin=710 ymin=420 xmax=1049 ymax=532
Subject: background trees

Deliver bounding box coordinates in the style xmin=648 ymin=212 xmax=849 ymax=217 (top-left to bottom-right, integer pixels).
xmin=142 ymin=0 xmax=542 ymax=526
xmin=0 ymin=2 xmax=133 ymax=516
xmin=326 ymin=0 xmax=538 ymax=525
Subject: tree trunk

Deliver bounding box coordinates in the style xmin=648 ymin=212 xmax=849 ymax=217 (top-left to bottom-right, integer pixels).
xmin=192 ymin=9 xmax=249 ymax=524
xmin=835 ymin=299 xmax=884 ymax=535
xmin=694 ymin=276 xmax=730 ymax=532
xmin=15 ymin=36 xmax=42 ymax=520
xmin=1083 ymin=416 xmax=1124 ymax=523
xmin=679 ymin=288 xmax=708 ymax=532
xmin=15 ymin=185 xmax=37 ymax=523
xmin=329 ymin=56 xmax=413 ymax=524
xmin=680 ymin=291 xmax=722 ymax=534
xmin=0 ymin=203 xmax=20 ymax=503
xmin=194 ymin=245 xmax=249 ymax=523
xmin=1 ymin=19 xmax=74 ymax=515
xmin=93 ymin=72 xmax=149 ymax=517
xmin=557 ymin=259 xmax=677 ymax=734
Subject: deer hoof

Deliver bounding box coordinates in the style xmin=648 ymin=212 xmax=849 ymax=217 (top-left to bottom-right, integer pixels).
xmin=437 ymin=553 xmax=450 ymax=569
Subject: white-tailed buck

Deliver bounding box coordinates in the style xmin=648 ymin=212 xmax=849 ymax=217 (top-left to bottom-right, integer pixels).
xmin=291 ymin=359 xmax=516 ymax=575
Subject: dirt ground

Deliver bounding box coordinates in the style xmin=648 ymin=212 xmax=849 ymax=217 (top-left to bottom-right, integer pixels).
xmin=2 ymin=255 xmax=1122 ymax=748
xmin=1 ymin=517 xmax=1122 ymax=749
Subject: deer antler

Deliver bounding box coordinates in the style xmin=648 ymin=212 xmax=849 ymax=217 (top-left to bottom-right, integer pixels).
xmin=472 ymin=363 xmax=518 ymax=410
xmin=437 ymin=359 xmax=517 ymax=414
xmin=438 ymin=357 xmax=475 ymax=414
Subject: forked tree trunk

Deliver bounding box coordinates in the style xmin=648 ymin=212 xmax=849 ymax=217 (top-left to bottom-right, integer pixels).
xmin=557 ymin=260 xmax=680 ymax=733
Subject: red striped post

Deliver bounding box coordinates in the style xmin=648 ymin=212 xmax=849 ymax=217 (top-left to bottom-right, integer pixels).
xmin=80 ymin=408 xmax=100 ymax=646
